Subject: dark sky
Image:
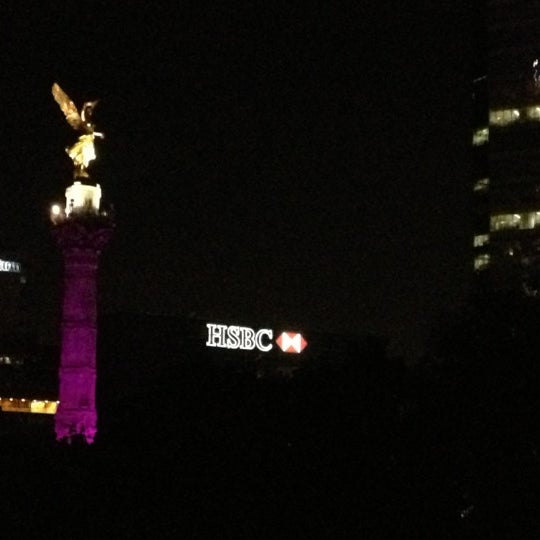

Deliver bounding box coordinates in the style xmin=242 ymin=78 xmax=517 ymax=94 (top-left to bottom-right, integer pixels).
xmin=0 ymin=2 xmax=476 ymax=356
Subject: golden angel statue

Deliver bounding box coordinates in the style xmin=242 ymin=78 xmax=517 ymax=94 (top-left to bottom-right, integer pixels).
xmin=52 ymin=83 xmax=104 ymax=179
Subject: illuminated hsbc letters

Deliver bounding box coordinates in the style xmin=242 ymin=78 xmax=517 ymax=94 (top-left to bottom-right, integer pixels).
xmin=206 ymin=323 xmax=308 ymax=354
xmin=206 ymin=324 xmax=273 ymax=352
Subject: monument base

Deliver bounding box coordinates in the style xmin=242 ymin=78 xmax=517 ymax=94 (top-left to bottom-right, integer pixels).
xmin=54 ymin=408 xmax=98 ymax=444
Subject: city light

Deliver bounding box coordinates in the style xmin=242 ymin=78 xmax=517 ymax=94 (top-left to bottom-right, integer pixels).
xmin=0 ymin=259 xmax=21 ymax=273
xmin=276 ymin=332 xmax=308 ymax=353
xmin=206 ymin=323 xmax=273 ymax=352
xmin=205 ymin=322 xmax=308 ymax=353
xmin=1 ymin=397 xmax=58 ymax=414
xmin=50 ymin=203 xmax=64 ymax=224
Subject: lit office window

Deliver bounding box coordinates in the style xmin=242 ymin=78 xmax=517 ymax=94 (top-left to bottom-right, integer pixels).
xmin=525 ymin=105 xmax=540 ymax=121
xmin=474 ymin=254 xmax=490 ymax=271
xmin=473 ymin=178 xmax=490 ymax=192
xmin=472 ymin=127 xmax=489 ymax=146
xmin=474 ymin=234 xmax=489 ymax=247
xmin=490 ymin=212 xmax=540 ymax=231
xmin=489 ymin=109 xmax=520 ymax=126
xmin=490 ymin=213 xmax=521 ymax=230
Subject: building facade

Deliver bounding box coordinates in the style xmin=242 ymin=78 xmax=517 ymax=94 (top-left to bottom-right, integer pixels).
xmin=0 ymin=253 xmax=26 ymax=342
xmin=473 ymin=0 xmax=540 ymax=294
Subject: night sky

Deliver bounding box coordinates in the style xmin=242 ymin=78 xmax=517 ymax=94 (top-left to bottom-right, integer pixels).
xmin=0 ymin=3 xmax=477 ymax=356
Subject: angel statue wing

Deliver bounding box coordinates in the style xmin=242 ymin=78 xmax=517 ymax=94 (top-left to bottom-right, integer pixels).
xmin=52 ymin=83 xmax=103 ymax=179
xmin=52 ymin=83 xmax=83 ymax=131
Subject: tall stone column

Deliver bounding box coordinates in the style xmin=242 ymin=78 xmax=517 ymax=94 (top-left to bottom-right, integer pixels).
xmin=52 ymin=216 xmax=113 ymax=443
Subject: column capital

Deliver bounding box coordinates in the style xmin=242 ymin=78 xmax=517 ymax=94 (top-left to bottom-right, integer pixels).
xmin=52 ymin=215 xmax=114 ymax=255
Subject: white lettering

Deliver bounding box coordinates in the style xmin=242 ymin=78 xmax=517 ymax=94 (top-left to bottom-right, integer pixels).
xmin=0 ymin=260 xmax=20 ymax=273
xmin=226 ymin=325 xmax=241 ymax=349
xmin=241 ymin=327 xmax=256 ymax=350
xmin=206 ymin=323 xmax=274 ymax=352
xmin=206 ymin=324 xmax=227 ymax=348
xmin=255 ymin=329 xmax=273 ymax=352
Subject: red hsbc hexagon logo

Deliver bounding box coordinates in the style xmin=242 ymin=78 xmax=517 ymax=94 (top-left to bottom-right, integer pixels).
xmin=276 ymin=332 xmax=308 ymax=353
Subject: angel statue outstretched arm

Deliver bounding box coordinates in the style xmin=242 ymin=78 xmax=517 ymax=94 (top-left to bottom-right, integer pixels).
xmin=52 ymin=83 xmax=104 ymax=179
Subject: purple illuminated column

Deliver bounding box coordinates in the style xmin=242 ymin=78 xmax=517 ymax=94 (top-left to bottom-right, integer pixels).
xmin=52 ymin=217 xmax=113 ymax=444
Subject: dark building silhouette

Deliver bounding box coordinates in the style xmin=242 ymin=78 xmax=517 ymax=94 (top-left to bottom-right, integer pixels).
xmin=0 ymin=252 xmax=26 ymax=344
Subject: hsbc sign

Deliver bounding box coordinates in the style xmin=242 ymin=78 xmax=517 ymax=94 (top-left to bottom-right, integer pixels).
xmin=206 ymin=324 xmax=273 ymax=352
xmin=206 ymin=323 xmax=307 ymax=354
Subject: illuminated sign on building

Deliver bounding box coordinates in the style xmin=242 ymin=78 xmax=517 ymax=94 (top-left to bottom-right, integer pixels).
xmin=206 ymin=324 xmax=273 ymax=352
xmin=276 ymin=332 xmax=308 ymax=353
xmin=206 ymin=323 xmax=307 ymax=354
xmin=0 ymin=259 xmax=21 ymax=273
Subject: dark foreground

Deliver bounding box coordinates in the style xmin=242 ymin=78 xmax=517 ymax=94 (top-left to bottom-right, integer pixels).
xmin=4 ymin=299 xmax=540 ymax=538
